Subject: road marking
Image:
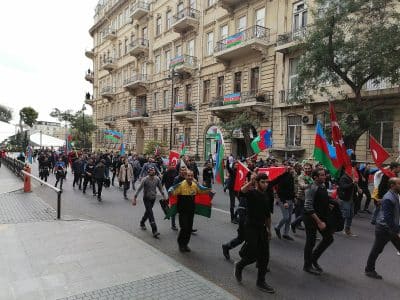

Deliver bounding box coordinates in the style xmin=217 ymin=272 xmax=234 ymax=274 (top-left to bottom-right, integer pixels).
xmin=212 ymin=207 xmax=230 ymax=215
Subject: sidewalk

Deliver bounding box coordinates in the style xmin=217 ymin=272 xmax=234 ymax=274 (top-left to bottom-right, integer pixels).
xmin=0 ymin=165 xmax=236 ymax=300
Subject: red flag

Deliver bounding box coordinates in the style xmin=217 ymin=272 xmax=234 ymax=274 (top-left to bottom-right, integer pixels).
xmin=169 ymin=150 xmax=180 ymax=167
xmin=369 ymin=135 xmax=390 ymax=167
xmin=258 ymin=167 xmax=286 ymax=181
xmin=329 ymin=103 xmax=352 ymax=175
xmin=234 ymin=162 xmax=249 ymax=192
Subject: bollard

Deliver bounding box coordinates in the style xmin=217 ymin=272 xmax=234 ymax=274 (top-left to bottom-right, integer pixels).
xmin=23 ymin=164 xmax=31 ymax=193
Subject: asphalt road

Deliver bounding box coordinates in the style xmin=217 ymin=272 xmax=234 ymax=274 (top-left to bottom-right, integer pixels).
xmin=31 ymin=162 xmax=400 ymax=300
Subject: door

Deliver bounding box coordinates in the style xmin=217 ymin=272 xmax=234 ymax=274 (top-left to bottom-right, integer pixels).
xmin=136 ymin=127 xmax=145 ymax=155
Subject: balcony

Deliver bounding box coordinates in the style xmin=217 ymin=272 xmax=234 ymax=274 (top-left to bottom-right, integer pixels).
xmin=102 ymin=28 xmax=117 ymax=41
xmin=127 ymin=109 xmax=149 ymax=124
xmin=173 ymin=103 xmax=196 ymax=121
xmin=130 ymin=1 xmax=150 ymax=20
xmin=217 ymin=0 xmax=241 ymax=12
xmin=172 ymin=8 xmax=200 ymax=34
xmin=104 ymin=116 xmax=116 ymax=126
xmin=278 ymin=89 xmax=302 ymax=105
xmin=101 ymin=57 xmax=117 ymax=72
xmin=85 ymin=93 xmax=94 ymax=106
xmin=362 ymin=78 xmax=399 ymax=99
xmin=123 ymin=74 xmax=150 ymax=94
xmin=170 ymin=55 xmax=198 ymax=76
xmin=85 ymin=49 xmax=94 ymax=59
xmin=84 ymin=71 xmax=94 ymax=83
xmin=128 ymin=38 xmax=149 ymax=58
xmin=208 ymin=90 xmax=272 ymax=118
xmin=214 ymin=26 xmax=271 ymax=63
xmin=101 ymin=86 xmax=116 ymax=100
xmin=275 ymin=27 xmax=307 ymax=54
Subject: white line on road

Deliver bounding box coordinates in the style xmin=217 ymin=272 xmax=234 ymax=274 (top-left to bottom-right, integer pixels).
xmin=212 ymin=207 xmax=230 ymax=215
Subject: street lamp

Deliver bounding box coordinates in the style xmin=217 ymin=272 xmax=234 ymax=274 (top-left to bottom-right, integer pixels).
xmin=82 ymin=104 xmax=86 ymax=150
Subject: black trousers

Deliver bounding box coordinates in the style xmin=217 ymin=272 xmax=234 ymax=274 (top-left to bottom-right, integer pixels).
xmin=225 ymin=215 xmax=245 ymax=249
xmin=357 ymin=188 xmax=372 ymax=211
xmin=111 ymin=171 xmax=117 ymax=185
xmin=96 ymin=178 xmax=104 ymax=197
xmin=228 ymin=189 xmax=236 ymax=221
xmin=177 ymin=209 xmax=195 ymax=247
xmin=366 ymin=226 xmax=400 ymax=272
xmin=141 ymin=198 xmax=157 ymax=233
xmin=73 ymin=173 xmax=82 ymax=188
xmin=83 ymin=176 xmax=95 ymax=194
xmin=292 ymin=201 xmax=304 ymax=227
xmin=303 ymin=215 xmax=334 ymax=268
xmin=123 ymin=181 xmax=130 ymax=197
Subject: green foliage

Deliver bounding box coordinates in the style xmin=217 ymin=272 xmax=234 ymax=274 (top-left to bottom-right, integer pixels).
xmin=0 ymin=105 xmax=12 ymax=123
xmin=19 ymin=107 xmax=38 ymax=127
xmin=144 ymin=140 xmax=168 ymax=156
xmin=50 ymin=108 xmax=76 ymax=123
xmin=295 ymin=0 xmax=400 ymax=147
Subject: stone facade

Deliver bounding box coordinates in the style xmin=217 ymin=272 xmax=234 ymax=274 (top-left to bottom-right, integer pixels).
xmin=86 ymin=0 xmax=400 ymax=162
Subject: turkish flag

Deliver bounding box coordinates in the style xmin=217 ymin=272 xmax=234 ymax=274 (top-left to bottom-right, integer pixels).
xmin=168 ymin=150 xmax=180 ymax=167
xmin=258 ymin=167 xmax=286 ymax=181
xmin=234 ymin=162 xmax=249 ymax=192
xmin=369 ymin=135 xmax=390 ymax=167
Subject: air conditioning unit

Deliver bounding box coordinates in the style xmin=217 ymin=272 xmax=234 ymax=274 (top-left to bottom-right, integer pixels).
xmin=302 ymin=114 xmax=315 ymax=125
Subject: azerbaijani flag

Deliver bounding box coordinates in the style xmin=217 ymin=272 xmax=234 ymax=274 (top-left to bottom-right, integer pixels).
xmin=251 ymin=129 xmax=272 ymax=154
xmin=224 ymin=93 xmax=240 ymax=105
xmin=226 ymin=32 xmax=243 ymax=48
xmin=180 ymin=140 xmax=187 ymax=156
xmin=174 ymin=102 xmax=185 ymax=112
xmin=104 ymin=130 xmax=123 ymax=142
xmin=314 ymin=121 xmax=341 ymax=179
xmin=170 ymin=55 xmax=184 ymax=69
xmin=165 ymin=183 xmax=213 ymax=218
xmin=214 ymin=132 xmax=225 ymax=184
xmin=119 ymin=143 xmax=125 ymax=155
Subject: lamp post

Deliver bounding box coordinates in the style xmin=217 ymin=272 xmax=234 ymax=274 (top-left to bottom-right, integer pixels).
xmin=82 ymin=104 xmax=86 ymax=150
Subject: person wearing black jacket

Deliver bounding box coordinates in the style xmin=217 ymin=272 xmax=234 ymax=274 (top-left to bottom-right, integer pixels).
xmin=72 ymin=157 xmax=84 ymax=190
xmin=94 ymin=159 xmax=106 ymax=201
xmin=303 ymin=169 xmax=334 ymax=275
xmin=357 ymin=164 xmax=372 ymax=213
xmin=226 ymin=161 xmax=238 ymax=223
xmin=83 ymin=158 xmax=96 ymax=195
xmin=202 ymin=162 xmax=214 ymax=188
xmin=338 ymin=169 xmax=357 ymax=237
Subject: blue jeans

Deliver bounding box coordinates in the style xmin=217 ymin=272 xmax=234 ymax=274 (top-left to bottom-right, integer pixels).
xmin=275 ymin=200 xmax=294 ymax=236
xmin=340 ymin=200 xmax=354 ymax=230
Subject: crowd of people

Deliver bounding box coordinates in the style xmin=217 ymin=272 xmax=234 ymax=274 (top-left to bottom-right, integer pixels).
xmin=16 ymin=148 xmax=400 ymax=293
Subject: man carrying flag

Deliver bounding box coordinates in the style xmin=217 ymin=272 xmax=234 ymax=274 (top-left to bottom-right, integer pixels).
xmin=168 ymin=170 xmax=214 ymax=253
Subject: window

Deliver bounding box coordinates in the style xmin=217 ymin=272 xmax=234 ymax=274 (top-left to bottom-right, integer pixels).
xmin=175 ymin=45 xmax=182 ymax=56
xmin=163 ymin=128 xmax=168 ymax=143
xmin=220 ymin=25 xmax=228 ymax=40
xmin=287 ymin=115 xmax=302 ymax=147
xmin=203 ymin=80 xmax=210 ymax=102
xmin=250 ymin=67 xmax=259 ymax=92
xmin=153 ymin=92 xmax=158 ymax=110
xmin=142 ymin=27 xmax=148 ymax=40
xmin=206 ymin=32 xmax=214 ymax=55
xmin=187 ymin=39 xmax=195 ymax=57
xmin=165 ymin=50 xmax=171 ymax=70
xmin=207 ymin=0 xmax=215 ymax=7
xmin=217 ymin=76 xmax=224 ymax=97
xmin=184 ymin=128 xmax=191 ymax=146
xmin=370 ymin=111 xmax=394 ymax=148
xmin=293 ymin=1 xmax=307 ymax=33
xmin=124 ymin=38 xmax=128 ymax=54
xmin=141 ymin=62 xmax=147 ymax=76
xmin=234 ymin=72 xmax=242 ymax=93
xmin=163 ymin=90 xmax=169 ymax=109
xmin=185 ymin=84 xmax=192 ymax=104
xmin=289 ymin=57 xmax=299 ymax=95
xmin=118 ymin=41 xmax=122 ymax=57
xmin=153 ymin=128 xmax=159 ymax=141
xmin=255 ymin=7 xmax=265 ymax=27
xmin=166 ymin=10 xmax=172 ymax=30
xmin=155 ymin=55 xmax=161 ymax=73
xmin=237 ymin=16 xmax=247 ymax=32
xmin=173 ymin=87 xmax=180 ymax=104
xmin=156 ymin=16 xmax=162 ymax=36
xmin=173 ymin=128 xmax=179 ymax=145
xmin=189 ymin=0 xmax=196 ymax=9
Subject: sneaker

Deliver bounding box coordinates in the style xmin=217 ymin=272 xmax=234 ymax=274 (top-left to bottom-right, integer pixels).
xmin=97 ymin=197 xmax=102 ymax=202
xmin=140 ymin=223 xmax=147 ymax=230
xmin=344 ymin=230 xmax=358 ymax=237
xmin=303 ymin=266 xmax=321 ymax=275
xmin=191 ymin=229 xmax=198 ymax=233
xmin=397 ymin=251 xmax=400 ymax=256
xmin=222 ymin=244 xmax=230 ymax=260
xmin=365 ymin=270 xmax=383 ymax=279
xmin=231 ymin=219 xmax=239 ymax=224
xmin=297 ymin=225 xmax=305 ymax=230
xmin=312 ymin=261 xmax=323 ymax=273
xmin=282 ymin=235 xmax=294 ymax=241
xmin=179 ymin=245 xmax=191 ymax=252
xmin=234 ymin=262 xmax=242 ymax=283
xmin=256 ymin=282 xmax=275 ymax=294
xmin=290 ymin=223 xmax=296 ymax=234
xmin=274 ymin=227 xmax=281 ymax=239
xmin=153 ymin=232 xmax=160 ymax=239
xmin=364 ymin=209 xmax=372 ymax=214
xmin=171 ymin=225 xmax=178 ymax=231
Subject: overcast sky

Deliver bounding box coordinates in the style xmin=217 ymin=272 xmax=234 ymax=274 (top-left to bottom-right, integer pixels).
xmin=0 ymin=0 xmax=98 ymax=133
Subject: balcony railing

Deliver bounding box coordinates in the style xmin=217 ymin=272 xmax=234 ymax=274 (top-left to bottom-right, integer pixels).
xmin=123 ymin=74 xmax=150 ymax=87
xmin=130 ymin=1 xmax=150 ymax=20
xmin=215 ymin=26 xmax=270 ymax=53
xmin=209 ymin=90 xmax=273 ymax=108
xmin=170 ymin=54 xmax=198 ymax=71
xmin=127 ymin=108 xmax=148 ymax=118
xmin=104 ymin=116 xmax=116 ymax=125
xmin=173 ymin=102 xmax=194 ymax=112
xmin=102 ymin=28 xmax=117 ymax=40
xmin=276 ymin=27 xmax=308 ymax=46
xmin=127 ymin=38 xmax=149 ymax=57
xmin=173 ymin=7 xmax=200 ymax=22
xmin=101 ymin=86 xmax=116 ymax=100
xmin=101 ymin=57 xmax=117 ymax=71
xmin=172 ymin=7 xmax=200 ymax=33
xmin=279 ymin=89 xmax=301 ymax=104
xmin=84 ymin=70 xmax=94 ymax=82
xmin=364 ymin=78 xmax=395 ymax=91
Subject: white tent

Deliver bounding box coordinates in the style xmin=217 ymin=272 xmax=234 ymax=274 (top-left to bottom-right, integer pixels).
xmin=29 ymin=132 xmax=64 ymax=147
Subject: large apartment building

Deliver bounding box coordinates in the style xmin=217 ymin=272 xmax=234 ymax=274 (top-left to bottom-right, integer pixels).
xmin=86 ymin=0 xmax=400 ymax=162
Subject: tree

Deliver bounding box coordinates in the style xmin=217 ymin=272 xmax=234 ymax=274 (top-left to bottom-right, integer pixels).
xmin=19 ymin=107 xmax=38 ymax=127
xmin=0 ymin=105 xmax=12 ymax=123
xmin=295 ymin=0 xmax=400 ymax=149
xmin=50 ymin=108 xmax=76 ymax=123
xmin=219 ymin=112 xmax=259 ymax=156
xmin=144 ymin=140 xmax=168 ymax=156
xmin=70 ymin=112 xmax=96 ymax=149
